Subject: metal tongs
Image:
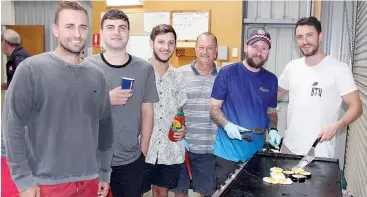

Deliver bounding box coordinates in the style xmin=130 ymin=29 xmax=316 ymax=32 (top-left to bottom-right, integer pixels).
xmin=239 ymin=128 xmax=265 ymax=142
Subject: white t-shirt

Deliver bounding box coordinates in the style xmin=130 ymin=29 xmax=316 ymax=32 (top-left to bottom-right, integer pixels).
xmin=278 ymin=56 xmax=357 ymax=158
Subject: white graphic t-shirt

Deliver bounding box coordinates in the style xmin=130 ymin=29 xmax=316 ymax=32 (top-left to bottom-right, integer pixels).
xmin=278 ymin=56 xmax=357 ymax=158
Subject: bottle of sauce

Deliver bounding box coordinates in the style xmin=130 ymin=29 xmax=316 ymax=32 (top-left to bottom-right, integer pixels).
xmin=168 ymin=109 xmax=184 ymax=142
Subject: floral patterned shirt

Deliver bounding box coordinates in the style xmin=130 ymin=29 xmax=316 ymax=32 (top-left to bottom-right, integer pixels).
xmin=145 ymin=66 xmax=188 ymax=165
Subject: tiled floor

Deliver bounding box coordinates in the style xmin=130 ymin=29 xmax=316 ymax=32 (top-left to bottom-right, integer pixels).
xmin=143 ymin=190 xmax=200 ymax=197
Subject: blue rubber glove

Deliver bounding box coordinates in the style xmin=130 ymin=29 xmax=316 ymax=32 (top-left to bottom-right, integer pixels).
xmin=269 ymin=129 xmax=281 ymax=149
xmin=224 ymin=122 xmax=245 ymax=140
xmin=181 ymin=139 xmax=190 ymax=151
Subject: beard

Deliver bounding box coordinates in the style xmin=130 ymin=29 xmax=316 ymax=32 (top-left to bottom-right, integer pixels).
xmin=153 ymin=50 xmax=171 ymax=63
xmin=60 ymin=40 xmax=85 ymax=55
xmin=301 ymin=42 xmax=319 ymax=57
xmin=245 ymin=53 xmax=268 ymax=69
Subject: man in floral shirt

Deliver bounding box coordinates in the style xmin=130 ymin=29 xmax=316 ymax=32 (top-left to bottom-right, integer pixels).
xmin=141 ymin=24 xmax=188 ymax=197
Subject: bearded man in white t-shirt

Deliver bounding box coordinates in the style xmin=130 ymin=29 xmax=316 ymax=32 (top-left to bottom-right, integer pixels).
xmin=277 ymin=16 xmax=363 ymax=158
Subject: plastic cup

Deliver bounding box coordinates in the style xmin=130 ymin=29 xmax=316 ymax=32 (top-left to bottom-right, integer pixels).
xmin=121 ymin=77 xmax=134 ymax=90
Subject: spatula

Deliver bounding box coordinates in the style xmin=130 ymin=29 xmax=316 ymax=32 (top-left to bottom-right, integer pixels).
xmin=294 ymin=137 xmax=321 ymax=169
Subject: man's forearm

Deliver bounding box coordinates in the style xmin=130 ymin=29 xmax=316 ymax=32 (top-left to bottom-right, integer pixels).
xmin=336 ymin=103 xmax=363 ymax=131
xmin=277 ymin=87 xmax=289 ymax=101
xmin=210 ymin=105 xmax=229 ymax=128
xmin=267 ymin=107 xmax=278 ymax=130
xmin=2 ymin=65 xmax=36 ymax=191
xmin=3 ymin=125 xmax=36 ymax=191
xmin=98 ymin=97 xmax=114 ymax=183
xmin=141 ymin=103 xmax=154 ymax=155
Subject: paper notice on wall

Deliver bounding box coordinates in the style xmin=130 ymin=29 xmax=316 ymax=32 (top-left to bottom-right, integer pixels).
xmin=126 ymin=35 xmax=152 ymax=61
xmin=144 ymin=12 xmax=170 ymax=33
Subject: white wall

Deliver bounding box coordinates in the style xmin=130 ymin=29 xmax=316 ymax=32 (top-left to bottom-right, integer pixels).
xmin=1 ymin=1 xmax=15 ymax=25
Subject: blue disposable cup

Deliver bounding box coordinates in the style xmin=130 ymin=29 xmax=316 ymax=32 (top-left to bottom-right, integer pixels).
xmin=121 ymin=77 xmax=134 ymax=90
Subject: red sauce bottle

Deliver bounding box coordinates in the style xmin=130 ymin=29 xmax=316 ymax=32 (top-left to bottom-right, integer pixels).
xmin=168 ymin=109 xmax=184 ymax=142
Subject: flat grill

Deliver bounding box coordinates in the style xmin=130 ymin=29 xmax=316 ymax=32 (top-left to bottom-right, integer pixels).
xmin=214 ymin=152 xmax=342 ymax=197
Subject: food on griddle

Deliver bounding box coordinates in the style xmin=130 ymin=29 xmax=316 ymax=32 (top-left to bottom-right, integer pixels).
xmin=271 ymin=172 xmax=286 ymax=180
xmin=263 ymin=177 xmax=278 ymax=184
xmin=270 ymin=167 xmax=283 ymax=173
xmin=291 ymin=167 xmax=304 ymax=174
xmin=282 ymin=170 xmax=295 ymax=177
xmin=291 ymin=174 xmax=306 ymax=183
xmin=298 ymin=170 xmax=312 ymax=179
xmin=278 ymin=178 xmax=293 ymax=185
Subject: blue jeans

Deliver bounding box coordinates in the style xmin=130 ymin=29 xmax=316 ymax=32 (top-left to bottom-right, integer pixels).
xmin=170 ymin=152 xmax=216 ymax=195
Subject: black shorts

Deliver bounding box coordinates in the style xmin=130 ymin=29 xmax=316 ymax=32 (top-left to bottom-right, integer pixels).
xmin=110 ymin=153 xmax=145 ymax=197
xmin=215 ymin=156 xmax=239 ymax=186
xmin=141 ymin=162 xmax=181 ymax=194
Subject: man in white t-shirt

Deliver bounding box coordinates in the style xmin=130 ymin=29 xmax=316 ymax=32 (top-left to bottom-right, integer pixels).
xmin=278 ymin=16 xmax=363 ymax=158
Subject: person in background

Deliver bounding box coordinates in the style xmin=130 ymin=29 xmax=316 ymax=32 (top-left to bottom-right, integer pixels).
xmin=210 ymin=29 xmax=281 ymax=186
xmin=2 ymin=1 xmax=113 ymax=197
xmin=1 ymin=29 xmax=31 ymax=197
xmin=85 ymin=9 xmax=159 ymax=197
xmin=1 ymin=29 xmax=30 ymax=88
xmin=171 ymin=32 xmax=219 ymax=197
xmin=141 ymin=24 xmax=187 ymax=197
xmin=278 ymin=16 xmax=362 ymax=158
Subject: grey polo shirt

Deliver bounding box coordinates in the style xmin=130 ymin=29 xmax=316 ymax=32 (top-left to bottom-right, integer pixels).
xmin=179 ymin=61 xmax=219 ymax=154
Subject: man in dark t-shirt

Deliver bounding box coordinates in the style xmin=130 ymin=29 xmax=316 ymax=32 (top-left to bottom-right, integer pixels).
xmin=1 ymin=29 xmax=30 ymax=88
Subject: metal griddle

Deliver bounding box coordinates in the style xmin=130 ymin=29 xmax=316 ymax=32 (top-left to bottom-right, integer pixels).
xmin=218 ymin=152 xmax=342 ymax=197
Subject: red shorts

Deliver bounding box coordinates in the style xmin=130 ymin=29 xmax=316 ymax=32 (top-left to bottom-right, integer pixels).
xmin=1 ymin=157 xmax=19 ymax=197
xmin=2 ymin=157 xmax=100 ymax=197
xmin=39 ymin=178 xmax=99 ymax=197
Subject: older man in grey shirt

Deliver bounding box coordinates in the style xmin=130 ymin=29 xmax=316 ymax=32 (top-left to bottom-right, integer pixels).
xmin=171 ymin=32 xmax=219 ymax=197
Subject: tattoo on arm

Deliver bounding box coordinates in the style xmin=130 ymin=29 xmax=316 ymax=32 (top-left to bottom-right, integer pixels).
xmin=210 ymin=105 xmax=229 ymax=128
xmin=267 ymin=107 xmax=278 ymax=130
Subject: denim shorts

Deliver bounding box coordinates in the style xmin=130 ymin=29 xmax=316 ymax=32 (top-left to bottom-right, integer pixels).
xmin=170 ymin=152 xmax=216 ymax=196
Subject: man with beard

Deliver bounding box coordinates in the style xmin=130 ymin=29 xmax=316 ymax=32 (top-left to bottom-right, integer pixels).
xmin=171 ymin=32 xmax=219 ymax=197
xmin=141 ymin=24 xmax=187 ymax=197
xmin=210 ymin=29 xmax=281 ymax=186
xmin=85 ymin=9 xmax=159 ymax=197
xmin=278 ymin=17 xmax=362 ymax=158
xmin=2 ymin=1 xmax=113 ymax=197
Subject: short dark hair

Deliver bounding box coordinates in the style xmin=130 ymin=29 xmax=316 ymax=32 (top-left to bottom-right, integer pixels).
xmin=101 ymin=9 xmax=130 ymax=30
xmin=196 ymin=32 xmax=218 ymax=47
xmin=55 ymin=1 xmax=88 ymax=25
xmin=150 ymin=24 xmax=177 ymax=42
xmin=296 ymin=16 xmax=322 ymax=34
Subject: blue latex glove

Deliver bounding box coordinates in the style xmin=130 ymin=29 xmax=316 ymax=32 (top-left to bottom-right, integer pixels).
xmin=224 ymin=122 xmax=246 ymax=140
xmin=269 ymin=129 xmax=281 ymax=149
xmin=181 ymin=139 xmax=190 ymax=151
